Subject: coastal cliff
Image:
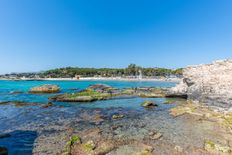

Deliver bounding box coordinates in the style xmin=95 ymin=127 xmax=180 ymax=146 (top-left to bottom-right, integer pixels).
xmin=169 ymin=60 xmax=232 ymax=109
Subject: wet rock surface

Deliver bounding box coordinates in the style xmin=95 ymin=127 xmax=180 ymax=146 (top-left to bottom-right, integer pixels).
xmin=49 ymin=84 xmax=167 ymax=103
xmin=141 ymin=101 xmax=158 ymax=108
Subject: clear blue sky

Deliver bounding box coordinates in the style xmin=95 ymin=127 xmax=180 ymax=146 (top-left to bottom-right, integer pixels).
xmin=0 ymin=0 xmax=232 ymax=74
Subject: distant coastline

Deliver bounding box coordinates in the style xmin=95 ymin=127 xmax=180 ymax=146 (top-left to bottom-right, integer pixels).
xmin=0 ymin=77 xmax=181 ymax=83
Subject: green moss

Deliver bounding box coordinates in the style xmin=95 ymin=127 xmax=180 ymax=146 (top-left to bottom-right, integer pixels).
xmin=64 ymin=135 xmax=81 ymax=155
xmin=134 ymin=150 xmax=152 ymax=155
xmin=205 ymin=140 xmax=215 ymax=149
xmin=70 ymin=135 xmax=81 ymax=144
xmin=82 ymin=140 xmax=95 ymax=151
xmin=65 ymin=141 xmax=72 ymax=154
xmin=65 ymin=89 xmax=101 ymax=98
xmin=204 ymin=140 xmax=232 ymax=153
xmin=65 ymin=89 xmax=111 ymax=100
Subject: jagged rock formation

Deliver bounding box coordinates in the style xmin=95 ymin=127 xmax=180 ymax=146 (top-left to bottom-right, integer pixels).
xmin=169 ymin=60 xmax=232 ymax=109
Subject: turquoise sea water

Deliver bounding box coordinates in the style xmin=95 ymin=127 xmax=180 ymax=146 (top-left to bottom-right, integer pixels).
xmin=0 ymin=80 xmax=175 ymax=103
xmin=0 ymin=80 xmax=176 ymax=154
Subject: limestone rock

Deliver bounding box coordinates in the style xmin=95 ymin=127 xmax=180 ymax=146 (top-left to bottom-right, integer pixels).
xmin=169 ymin=60 xmax=232 ymax=109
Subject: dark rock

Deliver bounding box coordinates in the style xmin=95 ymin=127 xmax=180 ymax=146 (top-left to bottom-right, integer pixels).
xmin=183 ymin=78 xmax=195 ymax=87
xmin=141 ymin=101 xmax=158 ymax=108
xmin=0 ymin=147 xmax=7 ymax=155
xmin=42 ymin=102 xmax=53 ymax=108
xmin=165 ymin=93 xmax=188 ymax=99
xmin=0 ymin=133 xmax=10 ymax=139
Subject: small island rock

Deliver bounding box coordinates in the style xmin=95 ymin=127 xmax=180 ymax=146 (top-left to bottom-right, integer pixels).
xmin=30 ymin=84 xmax=60 ymax=93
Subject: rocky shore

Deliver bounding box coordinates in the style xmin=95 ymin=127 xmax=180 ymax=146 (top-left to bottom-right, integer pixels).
xmin=169 ymin=60 xmax=232 ymax=110
xmin=49 ymin=84 xmax=167 ymax=102
xmin=1 ymin=65 xmax=232 ymax=155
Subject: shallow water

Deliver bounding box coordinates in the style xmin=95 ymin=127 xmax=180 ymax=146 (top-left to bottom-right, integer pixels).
xmin=1 ymin=80 xmax=225 ymax=155
xmin=0 ymin=80 xmax=175 ymax=103
xmin=0 ymin=80 xmax=176 ymax=154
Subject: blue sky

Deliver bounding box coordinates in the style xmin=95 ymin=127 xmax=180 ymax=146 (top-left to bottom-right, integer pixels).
xmin=0 ymin=0 xmax=232 ymax=73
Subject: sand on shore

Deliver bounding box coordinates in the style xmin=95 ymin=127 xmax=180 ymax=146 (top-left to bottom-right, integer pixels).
xmin=0 ymin=77 xmax=181 ymax=82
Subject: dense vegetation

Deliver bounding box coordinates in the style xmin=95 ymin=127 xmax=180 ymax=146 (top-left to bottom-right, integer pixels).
xmin=1 ymin=64 xmax=183 ymax=78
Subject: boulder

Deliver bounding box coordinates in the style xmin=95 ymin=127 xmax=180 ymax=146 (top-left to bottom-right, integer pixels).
xmin=30 ymin=84 xmax=60 ymax=93
xmin=168 ymin=60 xmax=232 ymax=109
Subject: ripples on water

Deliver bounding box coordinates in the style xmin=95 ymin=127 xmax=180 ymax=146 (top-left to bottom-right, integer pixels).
xmin=0 ymin=80 xmax=176 ymax=154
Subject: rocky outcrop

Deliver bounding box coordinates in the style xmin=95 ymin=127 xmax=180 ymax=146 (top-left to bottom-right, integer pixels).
xmin=49 ymin=84 xmax=167 ymax=103
xmin=168 ymin=60 xmax=232 ymax=109
xmin=30 ymin=84 xmax=60 ymax=93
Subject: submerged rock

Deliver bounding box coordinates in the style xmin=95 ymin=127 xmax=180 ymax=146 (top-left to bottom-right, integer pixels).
xmin=139 ymin=87 xmax=167 ymax=98
xmin=204 ymin=140 xmax=232 ymax=154
xmin=30 ymin=84 xmax=60 ymax=93
xmin=148 ymin=131 xmax=162 ymax=140
xmin=0 ymin=147 xmax=7 ymax=155
xmin=41 ymin=102 xmax=53 ymax=108
xmin=112 ymin=114 xmax=124 ymax=120
xmin=174 ymin=145 xmax=183 ymax=153
xmin=10 ymin=91 xmax=24 ymax=95
xmin=0 ymin=133 xmax=11 ymax=139
xmin=88 ymin=84 xmax=114 ymax=92
xmin=141 ymin=101 xmax=158 ymax=108
xmin=49 ymin=84 xmax=175 ymax=103
xmin=0 ymin=101 xmax=38 ymax=107
xmin=82 ymin=140 xmax=96 ymax=151
xmin=49 ymin=89 xmax=111 ymax=102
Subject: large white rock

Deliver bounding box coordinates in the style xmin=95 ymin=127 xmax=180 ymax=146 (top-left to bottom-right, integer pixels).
xmin=170 ymin=60 xmax=232 ymax=109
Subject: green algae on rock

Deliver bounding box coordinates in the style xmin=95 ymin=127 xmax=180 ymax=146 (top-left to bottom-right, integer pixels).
xmin=82 ymin=140 xmax=96 ymax=152
xmin=134 ymin=150 xmax=152 ymax=155
xmin=138 ymin=87 xmax=166 ymax=98
xmin=204 ymin=140 xmax=232 ymax=154
xmin=63 ymin=135 xmax=81 ymax=155
xmin=49 ymin=84 xmax=172 ymax=103
xmin=49 ymin=89 xmax=112 ymax=102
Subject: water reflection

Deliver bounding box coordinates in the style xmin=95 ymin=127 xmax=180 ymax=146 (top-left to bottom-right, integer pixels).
xmin=0 ymin=130 xmax=37 ymax=155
